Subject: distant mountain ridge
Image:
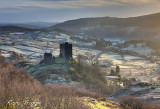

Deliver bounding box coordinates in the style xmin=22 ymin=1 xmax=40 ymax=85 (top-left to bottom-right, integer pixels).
xmin=51 ymin=13 xmax=160 ymax=40
xmin=0 ymin=26 xmax=36 ymax=32
xmin=0 ymin=22 xmax=59 ymax=29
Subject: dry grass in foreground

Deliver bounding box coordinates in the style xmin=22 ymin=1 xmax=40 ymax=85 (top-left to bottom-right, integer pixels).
xmin=0 ymin=60 xmax=95 ymax=109
xmin=119 ymin=96 xmax=160 ymax=109
xmin=1 ymin=57 xmax=158 ymax=109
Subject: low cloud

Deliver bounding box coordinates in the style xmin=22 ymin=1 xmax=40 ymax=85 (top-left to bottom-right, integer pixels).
xmin=0 ymin=0 xmax=119 ymax=11
xmin=0 ymin=0 xmax=159 ymax=10
xmin=0 ymin=0 xmax=159 ymax=13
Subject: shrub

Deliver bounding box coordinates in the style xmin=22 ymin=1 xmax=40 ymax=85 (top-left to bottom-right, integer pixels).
xmin=116 ymin=66 xmax=120 ymax=74
xmin=9 ymin=51 xmax=25 ymax=63
xmin=119 ymin=96 xmax=160 ymax=109
xmin=110 ymin=69 xmax=116 ymax=76
xmin=0 ymin=60 xmax=91 ymax=109
xmin=82 ymin=63 xmax=121 ymax=96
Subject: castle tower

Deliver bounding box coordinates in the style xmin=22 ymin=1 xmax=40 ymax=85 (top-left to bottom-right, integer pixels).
xmin=40 ymin=53 xmax=55 ymax=64
xmin=60 ymin=42 xmax=72 ymax=59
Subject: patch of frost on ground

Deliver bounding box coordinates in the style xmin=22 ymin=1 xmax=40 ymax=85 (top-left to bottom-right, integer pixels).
xmin=122 ymin=44 xmax=152 ymax=55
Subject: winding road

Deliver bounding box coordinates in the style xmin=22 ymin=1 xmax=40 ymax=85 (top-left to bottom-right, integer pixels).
xmin=90 ymin=51 xmax=104 ymax=64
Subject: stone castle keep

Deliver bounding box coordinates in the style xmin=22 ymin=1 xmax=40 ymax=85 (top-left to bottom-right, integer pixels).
xmin=40 ymin=42 xmax=72 ymax=64
xmin=59 ymin=42 xmax=72 ymax=59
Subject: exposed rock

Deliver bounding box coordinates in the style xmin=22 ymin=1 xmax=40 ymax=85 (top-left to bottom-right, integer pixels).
xmin=43 ymin=74 xmax=66 ymax=84
xmin=109 ymin=82 xmax=160 ymax=104
xmin=14 ymin=62 xmax=30 ymax=68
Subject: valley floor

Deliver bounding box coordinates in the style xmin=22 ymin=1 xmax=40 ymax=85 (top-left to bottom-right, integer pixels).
xmin=0 ymin=31 xmax=160 ymax=104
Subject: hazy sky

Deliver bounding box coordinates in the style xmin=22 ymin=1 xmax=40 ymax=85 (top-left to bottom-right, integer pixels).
xmin=0 ymin=0 xmax=160 ymax=23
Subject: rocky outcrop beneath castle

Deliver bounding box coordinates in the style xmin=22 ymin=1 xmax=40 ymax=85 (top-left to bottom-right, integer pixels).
xmin=40 ymin=53 xmax=55 ymax=64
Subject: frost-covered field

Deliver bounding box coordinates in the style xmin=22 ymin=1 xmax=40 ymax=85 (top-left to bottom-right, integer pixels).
xmin=0 ymin=32 xmax=98 ymax=61
xmin=98 ymin=52 xmax=159 ymax=82
xmin=122 ymin=44 xmax=153 ymax=55
xmin=0 ymin=31 xmax=160 ymax=83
